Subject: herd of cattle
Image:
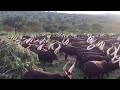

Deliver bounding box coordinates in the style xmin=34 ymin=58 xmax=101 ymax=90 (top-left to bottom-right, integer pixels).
xmin=20 ymin=33 xmax=120 ymax=79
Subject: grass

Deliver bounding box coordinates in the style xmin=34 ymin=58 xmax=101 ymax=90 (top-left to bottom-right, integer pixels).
xmin=0 ymin=31 xmax=120 ymax=79
xmin=0 ymin=32 xmax=38 ymax=79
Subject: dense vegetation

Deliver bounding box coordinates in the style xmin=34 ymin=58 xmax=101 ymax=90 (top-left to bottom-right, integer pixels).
xmin=0 ymin=11 xmax=120 ymax=33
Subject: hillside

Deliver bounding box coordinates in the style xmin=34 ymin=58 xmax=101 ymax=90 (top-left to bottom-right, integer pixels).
xmin=0 ymin=11 xmax=120 ymax=33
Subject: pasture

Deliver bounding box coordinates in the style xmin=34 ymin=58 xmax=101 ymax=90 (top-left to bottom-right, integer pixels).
xmin=0 ymin=31 xmax=120 ymax=79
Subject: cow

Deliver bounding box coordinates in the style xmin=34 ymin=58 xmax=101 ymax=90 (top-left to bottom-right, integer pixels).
xmin=22 ymin=61 xmax=76 ymax=79
xmin=81 ymin=59 xmax=120 ymax=79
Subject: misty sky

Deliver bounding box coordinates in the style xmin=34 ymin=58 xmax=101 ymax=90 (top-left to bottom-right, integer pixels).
xmin=49 ymin=11 xmax=120 ymax=15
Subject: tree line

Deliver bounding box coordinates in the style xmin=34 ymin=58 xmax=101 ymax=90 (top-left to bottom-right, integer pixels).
xmin=0 ymin=11 xmax=118 ymax=33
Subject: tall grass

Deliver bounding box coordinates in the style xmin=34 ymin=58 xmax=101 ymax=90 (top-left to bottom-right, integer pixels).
xmin=0 ymin=33 xmax=38 ymax=79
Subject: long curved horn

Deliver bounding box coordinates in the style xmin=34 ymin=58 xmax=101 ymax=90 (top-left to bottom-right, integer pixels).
xmin=87 ymin=39 xmax=92 ymax=43
xmin=107 ymin=44 xmax=114 ymax=55
xmin=62 ymin=39 xmax=65 ymax=43
xmin=96 ymin=41 xmax=102 ymax=47
xmin=87 ymin=36 xmax=92 ymax=43
xmin=54 ymin=43 xmax=61 ymax=54
xmin=111 ymin=45 xmax=120 ymax=61
xmin=88 ymin=38 xmax=94 ymax=44
xmin=26 ymin=44 xmax=32 ymax=49
xmin=30 ymin=37 xmax=34 ymax=43
xmin=63 ymin=61 xmax=70 ymax=72
xmin=40 ymin=39 xmax=44 ymax=44
xmin=119 ymin=58 xmax=120 ymax=68
xmin=39 ymin=40 xmax=42 ymax=45
xmin=26 ymin=38 xmax=32 ymax=44
xmin=37 ymin=44 xmax=44 ymax=50
xmin=46 ymin=39 xmax=49 ymax=43
xmin=110 ymin=45 xmax=116 ymax=56
xmin=99 ymin=43 xmax=103 ymax=50
xmin=87 ymin=38 xmax=92 ymax=43
xmin=68 ymin=61 xmax=76 ymax=73
xmin=112 ymin=56 xmax=120 ymax=63
xmin=64 ymin=38 xmax=69 ymax=45
xmin=111 ymin=56 xmax=117 ymax=62
xmin=99 ymin=41 xmax=105 ymax=50
xmin=64 ymin=39 xmax=68 ymax=45
xmin=89 ymin=39 xmax=97 ymax=44
xmin=87 ymin=44 xmax=95 ymax=50
xmin=113 ymin=44 xmax=120 ymax=57
xmin=97 ymin=41 xmax=103 ymax=48
xmin=62 ymin=39 xmax=66 ymax=45
xmin=88 ymin=36 xmax=95 ymax=44
xmin=48 ymin=43 xmax=55 ymax=50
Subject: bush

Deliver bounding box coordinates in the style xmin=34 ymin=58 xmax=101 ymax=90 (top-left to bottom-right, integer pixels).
xmin=0 ymin=36 xmax=38 ymax=79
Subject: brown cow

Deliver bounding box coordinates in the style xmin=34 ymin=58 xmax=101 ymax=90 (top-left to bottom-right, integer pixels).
xmin=22 ymin=61 xmax=76 ymax=79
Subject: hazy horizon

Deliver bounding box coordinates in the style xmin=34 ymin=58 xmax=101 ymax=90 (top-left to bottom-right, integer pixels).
xmin=46 ymin=11 xmax=120 ymax=15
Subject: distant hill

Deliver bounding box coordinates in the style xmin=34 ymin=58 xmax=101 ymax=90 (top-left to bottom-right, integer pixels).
xmin=0 ymin=11 xmax=120 ymax=33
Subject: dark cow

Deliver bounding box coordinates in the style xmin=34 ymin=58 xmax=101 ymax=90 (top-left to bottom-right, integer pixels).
xmin=22 ymin=61 xmax=76 ymax=79
xmin=59 ymin=45 xmax=80 ymax=60
xmin=82 ymin=59 xmax=120 ymax=79
xmin=37 ymin=44 xmax=58 ymax=69
xmin=77 ymin=54 xmax=111 ymax=67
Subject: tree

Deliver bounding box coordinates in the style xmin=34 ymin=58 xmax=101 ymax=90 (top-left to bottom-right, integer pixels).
xmin=44 ymin=25 xmax=59 ymax=33
xmin=58 ymin=25 xmax=68 ymax=31
xmin=79 ymin=23 xmax=90 ymax=33
xmin=2 ymin=16 xmax=25 ymax=33
xmin=91 ymin=24 xmax=103 ymax=32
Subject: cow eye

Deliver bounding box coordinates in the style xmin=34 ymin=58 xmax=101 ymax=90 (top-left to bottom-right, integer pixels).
xmin=67 ymin=72 xmax=71 ymax=75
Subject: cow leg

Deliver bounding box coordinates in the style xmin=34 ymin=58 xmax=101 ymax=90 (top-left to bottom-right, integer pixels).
xmin=40 ymin=61 xmax=47 ymax=71
xmin=106 ymin=73 xmax=109 ymax=77
xmin=65 ymin=54 xmax=68 ymax=60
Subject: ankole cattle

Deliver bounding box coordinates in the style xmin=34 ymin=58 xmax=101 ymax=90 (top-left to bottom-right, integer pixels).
xmin=36 ymin=44 xmax=58 ymax=68
xmin=22 ymin=61 xmax=76 ymax=79
xmin=77 ymin=54 xmax=111 ymax=67
xmin=81 ymin=59 xmax=120 ymax=79
xmin=19 ymin=33 xmax=120 ymax=79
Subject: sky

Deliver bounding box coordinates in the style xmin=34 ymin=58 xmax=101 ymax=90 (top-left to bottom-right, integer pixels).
xmin=48 ymin=11 xmax=120 ymax=15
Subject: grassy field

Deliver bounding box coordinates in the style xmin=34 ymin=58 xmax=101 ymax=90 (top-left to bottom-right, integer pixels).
xmin=0 ymin=31 xmax=120 ymax=79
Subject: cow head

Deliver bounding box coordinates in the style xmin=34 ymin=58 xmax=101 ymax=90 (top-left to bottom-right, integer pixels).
xmin=62 ymin=61 xmax=76 ymax=79
xmin=53 ymin=38 xmax=70 ymax=54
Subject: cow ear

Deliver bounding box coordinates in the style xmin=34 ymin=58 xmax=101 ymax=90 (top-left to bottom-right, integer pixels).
xmin=64 ymin=69 xmax=69 ymax=75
